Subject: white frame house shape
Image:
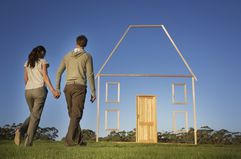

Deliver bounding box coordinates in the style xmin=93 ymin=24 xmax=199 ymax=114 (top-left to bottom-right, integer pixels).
xmin=105 ymin=109 xmax=120 ymax=131
xmin=172 ymin=82 xmax=188 ymax=105
xmin=172 ymin=111 xmax=189 ymax=133
xmin=105 ymin=81 xmax=120 ymax=131
xmin=95 ymin=24 xmax=198 ymax=144
xmin=105 ymin=81 xmax=120 ymax=103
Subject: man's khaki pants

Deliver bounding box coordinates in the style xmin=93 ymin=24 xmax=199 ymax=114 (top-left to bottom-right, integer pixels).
xmin=64 ymin=84 xmax=86 ymax=145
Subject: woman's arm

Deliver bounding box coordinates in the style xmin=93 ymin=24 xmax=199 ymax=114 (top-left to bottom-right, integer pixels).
xmin=24 ymin=67 xmax=28 ymax=86
xmin=42 ymin=64 xmax=59 ymax=97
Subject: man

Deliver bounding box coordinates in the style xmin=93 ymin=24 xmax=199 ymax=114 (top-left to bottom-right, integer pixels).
xmin=56 ymin=35 xmax=96 ymax=146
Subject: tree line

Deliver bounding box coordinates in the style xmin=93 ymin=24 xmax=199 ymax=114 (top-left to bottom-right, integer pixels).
xmin=0 ymin=123 xmax=58 ymax=141
xmin=159 ymin=126 xmax=241 ymax=144
xmin=1 ymin=123 xmax=241 ymax=144
xmin=82 ymin=126 xmax=241 ymax=144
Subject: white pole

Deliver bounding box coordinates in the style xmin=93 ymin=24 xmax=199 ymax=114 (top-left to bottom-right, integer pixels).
xmin=192 ymin=77 xmax=198 ymax=145
xmin=129 ymin=24 xmax=162 ymax=28
xmin=161 ymin=25 xmax=197 ymax=81
xmin=99 ymin=74 xmax=193 ymax=78
xmin=96 ymin=75 xmax=100 ymax=142
xmin=95 ymin=26 xmax=131 ymax=79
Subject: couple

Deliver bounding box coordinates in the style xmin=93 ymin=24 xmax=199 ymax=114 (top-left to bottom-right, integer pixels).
xmin=14 ymin=35 xmax=96 ymax=147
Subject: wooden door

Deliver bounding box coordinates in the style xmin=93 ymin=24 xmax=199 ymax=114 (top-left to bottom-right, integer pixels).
xmin=136 ymin=95 xmax=157 ymax=143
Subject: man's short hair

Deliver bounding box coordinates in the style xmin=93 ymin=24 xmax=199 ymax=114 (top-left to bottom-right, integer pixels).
xmin=76 ymin=35 xmax=88 ymax=47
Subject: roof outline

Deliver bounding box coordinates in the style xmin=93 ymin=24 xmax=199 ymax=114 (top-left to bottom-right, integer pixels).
xmin=95 ymin=24 xmax=197 ymax=81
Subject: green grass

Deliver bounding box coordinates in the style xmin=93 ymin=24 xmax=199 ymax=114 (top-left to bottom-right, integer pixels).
xmin=0 ymin=140 xmax=241 ymax=159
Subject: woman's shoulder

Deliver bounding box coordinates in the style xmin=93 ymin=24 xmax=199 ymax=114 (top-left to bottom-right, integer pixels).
xmin=39 ymin=58 xmax=49 ymax=64
xmin=24 ymin=60 xmax=28 ymax=67
xmin=39 ymin=58 xmax=49 ymax=67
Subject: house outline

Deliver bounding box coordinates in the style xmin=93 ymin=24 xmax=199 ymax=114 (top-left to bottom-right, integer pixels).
xmin=94 ymin=24 xmax=198 ymax=144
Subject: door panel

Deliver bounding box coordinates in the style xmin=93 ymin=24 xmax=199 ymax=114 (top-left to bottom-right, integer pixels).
xmin=136 ymin=96 xmax=157 ymax=143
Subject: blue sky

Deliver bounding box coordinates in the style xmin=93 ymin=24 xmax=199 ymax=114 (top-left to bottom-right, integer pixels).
xmin=0 ymin=0 xmax=241 ymax=139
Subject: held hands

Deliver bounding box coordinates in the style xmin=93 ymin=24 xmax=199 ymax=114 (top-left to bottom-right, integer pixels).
xmin=52 ymin=90 xmax=60 ymax=99
xmin=90 ymin=95 xmax=96 ymax=103
xmin=51 ymin=89 xmax=95 ymax=101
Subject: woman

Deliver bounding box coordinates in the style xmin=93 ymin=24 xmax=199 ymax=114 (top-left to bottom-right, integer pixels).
xmin=14 ymin=45 xmax=59 ymax=147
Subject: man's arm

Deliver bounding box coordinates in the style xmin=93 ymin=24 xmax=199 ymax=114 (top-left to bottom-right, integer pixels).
xmin=56 ymin=58 xmax=66 ymax=93
xmin=86 ymin=54 xmax=96 ymax=102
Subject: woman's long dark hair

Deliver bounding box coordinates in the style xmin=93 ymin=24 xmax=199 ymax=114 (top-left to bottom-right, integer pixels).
xmin=27 ymin=45 xmax=46 ymax=68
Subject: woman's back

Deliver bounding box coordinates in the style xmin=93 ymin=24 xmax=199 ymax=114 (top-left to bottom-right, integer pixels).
xmin=24 ymin=59 xmax=48 ymax=90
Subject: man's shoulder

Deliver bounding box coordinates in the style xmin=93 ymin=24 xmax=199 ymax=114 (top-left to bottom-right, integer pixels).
xmin=63 ymin=51 xmax=74 ymax=59
xmin=67 ymin=50 xmax=74 ymax=56
xmin=84 ymin=52 xmax=93 ymax=59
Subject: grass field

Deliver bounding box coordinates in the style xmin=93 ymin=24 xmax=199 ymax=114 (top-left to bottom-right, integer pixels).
xmin=0 ymin=140 xmax=241 ymax=159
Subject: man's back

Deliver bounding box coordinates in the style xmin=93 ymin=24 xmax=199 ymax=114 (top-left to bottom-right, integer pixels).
xmin=55 ymin=35 xmax=96 ymax=146
xmin=56 ymin=47 xmax=95 ymax=97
